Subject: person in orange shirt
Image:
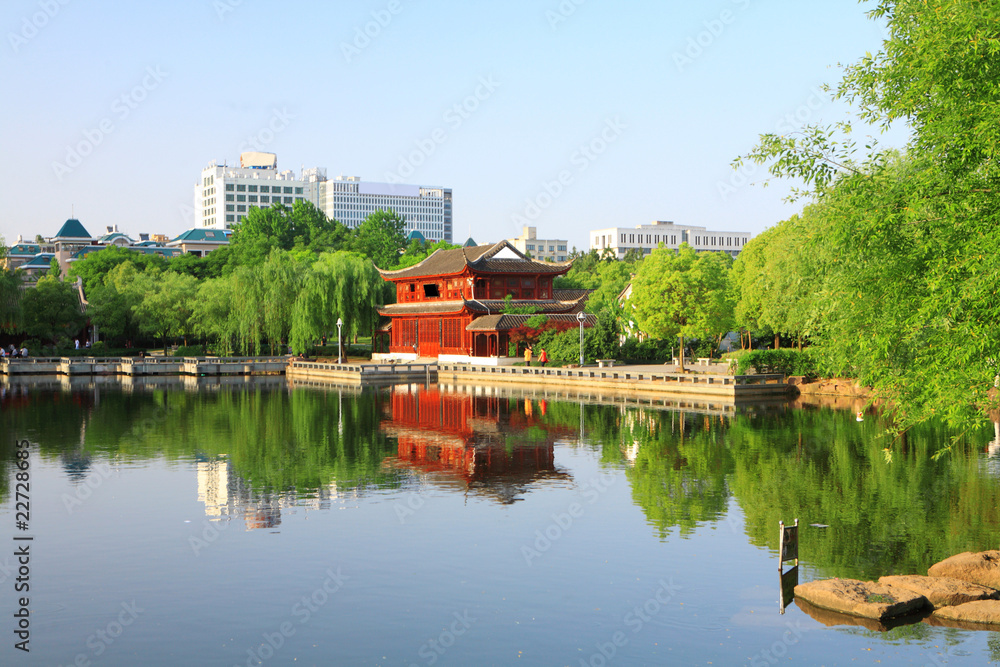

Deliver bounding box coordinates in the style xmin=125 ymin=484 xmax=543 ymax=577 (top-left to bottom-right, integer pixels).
xmin=539 ymin=348 xmax=548 ymax=367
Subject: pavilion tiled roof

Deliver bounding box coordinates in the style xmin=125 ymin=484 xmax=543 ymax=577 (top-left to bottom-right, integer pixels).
xmin=465 ymin=299 xmax=585 ymax=314
xmin=379 ymin=301 xmax=469 ymax=316
xmin=465 ymin=313 xmax=597 ymax=332
xmin=379 ymin=241 xmax=571 ymax=280
xmin=552 ymin=288 xmax=591 ymax=302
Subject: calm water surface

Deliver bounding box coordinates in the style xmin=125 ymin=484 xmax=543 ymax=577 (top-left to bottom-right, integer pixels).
xmin=1 ymin=377 xmax=999 ymax=666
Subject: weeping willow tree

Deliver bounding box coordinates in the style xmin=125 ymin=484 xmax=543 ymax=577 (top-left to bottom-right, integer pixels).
xmin=289 ymin=251 xmax=387 ymax=355
xmin=228 ymin=249 xmax=306 ymax=355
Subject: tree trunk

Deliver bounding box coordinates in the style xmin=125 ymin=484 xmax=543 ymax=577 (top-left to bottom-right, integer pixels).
xmin=678 ymin=334 xmax=686 ymax=372
xmin=774 ymin=333 xmax=780 ymax=349
xmin=797 ymin=334 xmax=802 ymax=352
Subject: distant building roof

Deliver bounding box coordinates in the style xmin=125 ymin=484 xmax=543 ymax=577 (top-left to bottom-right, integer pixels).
xmin=408 ymin=230 xmax=426 ymax=242
xmin=71 ymin=245 xmax=183 ymax=260
xmin=8 ymin=244 xmax=41 ymax=256
xmin=21 ymin=253 xmax=55 ymax=268
xmin=98 ymin=232 xmax=135 ymax=245
xmin=464 ymin=237 xmax=477 ymax=247
xmin=168 ymin=228 xmax=231 ymax=244
xmin=53 ymin=218 xmax=92 ymax=239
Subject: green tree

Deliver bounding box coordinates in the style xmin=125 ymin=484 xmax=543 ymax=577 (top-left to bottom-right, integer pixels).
xmin=191 ymin=277 xmax=239 ymax=355
xmin=21 ymin=274 xmax=87 ymax=345
xmin=229 ymin=201 xmax=349 ymax=267
xmin=86 ymin=262 xmax=142 ymax=345
xmin=289 ymin=251 xmax=386 ymax=355
xmin=0 ymin=237 xmax=22 ymax=332
xmin=68 ymin=246 xmax=167 ymax=294
xmin=738 ymin=0 xmax=1000 ymax=440
xmin=350 ymin=209 xmax=407 ymax=269
xmin=731 ymin=212 xmax=822 ymax=351
xmin=225 ymin=250 xmax=306 ymax=356
xmin=129 ymin=270 xmax=200 ymax=352
xmin=629 ymin=245 xmax=735 ymax=370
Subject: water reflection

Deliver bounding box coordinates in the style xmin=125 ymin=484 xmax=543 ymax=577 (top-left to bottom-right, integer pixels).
xmin=3 ymin=381 xmax=1000 ymax=582
xmin=381 ymin=385 xmax=573 ymax=504
xmin=196 ymin=456 xmax=356 ymax=529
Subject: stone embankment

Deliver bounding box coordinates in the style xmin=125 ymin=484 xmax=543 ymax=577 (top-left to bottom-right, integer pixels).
xmin=795 ymin=550 xmax=1000 ymax=630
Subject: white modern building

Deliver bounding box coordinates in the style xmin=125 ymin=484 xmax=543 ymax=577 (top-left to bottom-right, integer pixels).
xmin=589 ymin=220 xmax=751 ymax=259
xmin=194 ymin=152 xmax=309 ymax=230
xmin=508 ymin=226 xmax=568 ymax=262
xmin=194 ymin=152 xmax=453 ymax=243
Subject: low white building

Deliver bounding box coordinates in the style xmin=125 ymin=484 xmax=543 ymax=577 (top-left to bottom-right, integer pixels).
xmin=590 ymin=220 xmax=751 ymax=259
xmin=508 ymin=226 xmax=568 ymax=262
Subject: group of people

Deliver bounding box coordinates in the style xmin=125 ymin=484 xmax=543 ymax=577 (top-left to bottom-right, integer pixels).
xmin=0 ymin=345 xmax=28 ymax=358
xmin=523 ymin=345 xmax=548 ymax=367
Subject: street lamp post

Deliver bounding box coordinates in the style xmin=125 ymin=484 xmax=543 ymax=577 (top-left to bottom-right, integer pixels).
xmin=336 ymin=318 xmax=343 ymax=364
xmin=576 ymin=311 xmax=586 ymax=367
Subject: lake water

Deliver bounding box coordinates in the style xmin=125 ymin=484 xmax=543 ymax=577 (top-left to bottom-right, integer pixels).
xmin=1 ymin=378 xmax=999 ymax=666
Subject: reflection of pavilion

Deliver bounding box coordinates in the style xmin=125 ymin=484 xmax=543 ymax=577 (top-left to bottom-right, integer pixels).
xmin=196 ymin=458 xmax=350 ymax=529
xmin=381 ymin=385 xmax=573 ymax=503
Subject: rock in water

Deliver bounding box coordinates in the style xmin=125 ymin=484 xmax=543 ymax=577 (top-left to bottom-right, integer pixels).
xmin=794 ymin=578 xmax=928 ymax=620
xmin=878 ymin=574 xmax=1000 ymax=608
xmin=932 ymin=600 xmax=1000 ymax=626
xmin=928 ymin=551 xmax=1000 ymax=589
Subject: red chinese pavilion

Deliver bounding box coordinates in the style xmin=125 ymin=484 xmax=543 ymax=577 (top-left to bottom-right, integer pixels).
xmin=375 ymin=241 xmax=592 ymax=363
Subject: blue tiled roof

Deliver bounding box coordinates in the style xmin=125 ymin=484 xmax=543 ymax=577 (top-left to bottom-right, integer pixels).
xmin=8 ymin=244 xmax=41 ymax=256
xmin=53 ymin=218 xmax=92 ymax=239
xmin=21 ymin=253 xmax=55 ymax=268
xmin=170 ymin=228 xmax=230 ymax=243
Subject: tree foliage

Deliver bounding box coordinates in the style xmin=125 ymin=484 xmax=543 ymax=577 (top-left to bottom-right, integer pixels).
xmin=21 ymin=274 xmax=86 ymax=345
xmin=629 ymin=245 xmax=735 ymax=367
xmin=350 ymin=209 xmax=408 ymax=269
xmin=289 ymin=251 xmax=386 ymax=354
xmin=737 ymin=0 xmax=1000 ymax=442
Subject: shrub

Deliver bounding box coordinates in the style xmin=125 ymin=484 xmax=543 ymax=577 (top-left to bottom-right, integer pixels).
xmin=619 ymin=337 xmax=673 ymax=363
xmin=736 ymin=349 xmax=816 ymax=377
xmin=174 ymin=345 xmax=206 ymax=357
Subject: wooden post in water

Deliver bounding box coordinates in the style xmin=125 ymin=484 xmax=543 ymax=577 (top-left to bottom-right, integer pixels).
xmin=778 ymin=518 xmax=798 ymax=572
xmin=778 ymin=518 xmax=799 ymax=614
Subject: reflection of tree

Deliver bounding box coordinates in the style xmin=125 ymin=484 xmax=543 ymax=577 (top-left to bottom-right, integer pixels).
xmin=584 ymin=405 xmax=735 ymax=537
xmin=728 ymin=408 xmax=1000 ymax=580
xmin=0 ymin=386 xmax=405 ymax=505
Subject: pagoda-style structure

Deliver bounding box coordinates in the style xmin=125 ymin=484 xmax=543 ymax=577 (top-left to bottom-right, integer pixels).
xmin=376 ymin=241 xmax=591 ymax=363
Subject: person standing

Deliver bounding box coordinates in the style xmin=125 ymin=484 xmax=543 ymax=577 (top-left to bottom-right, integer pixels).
xmin=524 ymin=345 xmax=533 ymax=366
xmin=539 ymin=348 xmax=548 ymax=367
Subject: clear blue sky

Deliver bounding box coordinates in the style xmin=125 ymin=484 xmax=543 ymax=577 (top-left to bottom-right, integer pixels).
xmin=1 ymin=0 xmax=903 ymax=251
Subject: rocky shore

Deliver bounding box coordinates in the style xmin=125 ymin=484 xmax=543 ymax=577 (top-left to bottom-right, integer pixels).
xmin=795 ymin=551 xmax=1000 ymax=630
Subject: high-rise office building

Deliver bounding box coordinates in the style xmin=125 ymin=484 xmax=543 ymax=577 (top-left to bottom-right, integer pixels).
xmin=194 ymin=152 xmax=452 ymax=243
